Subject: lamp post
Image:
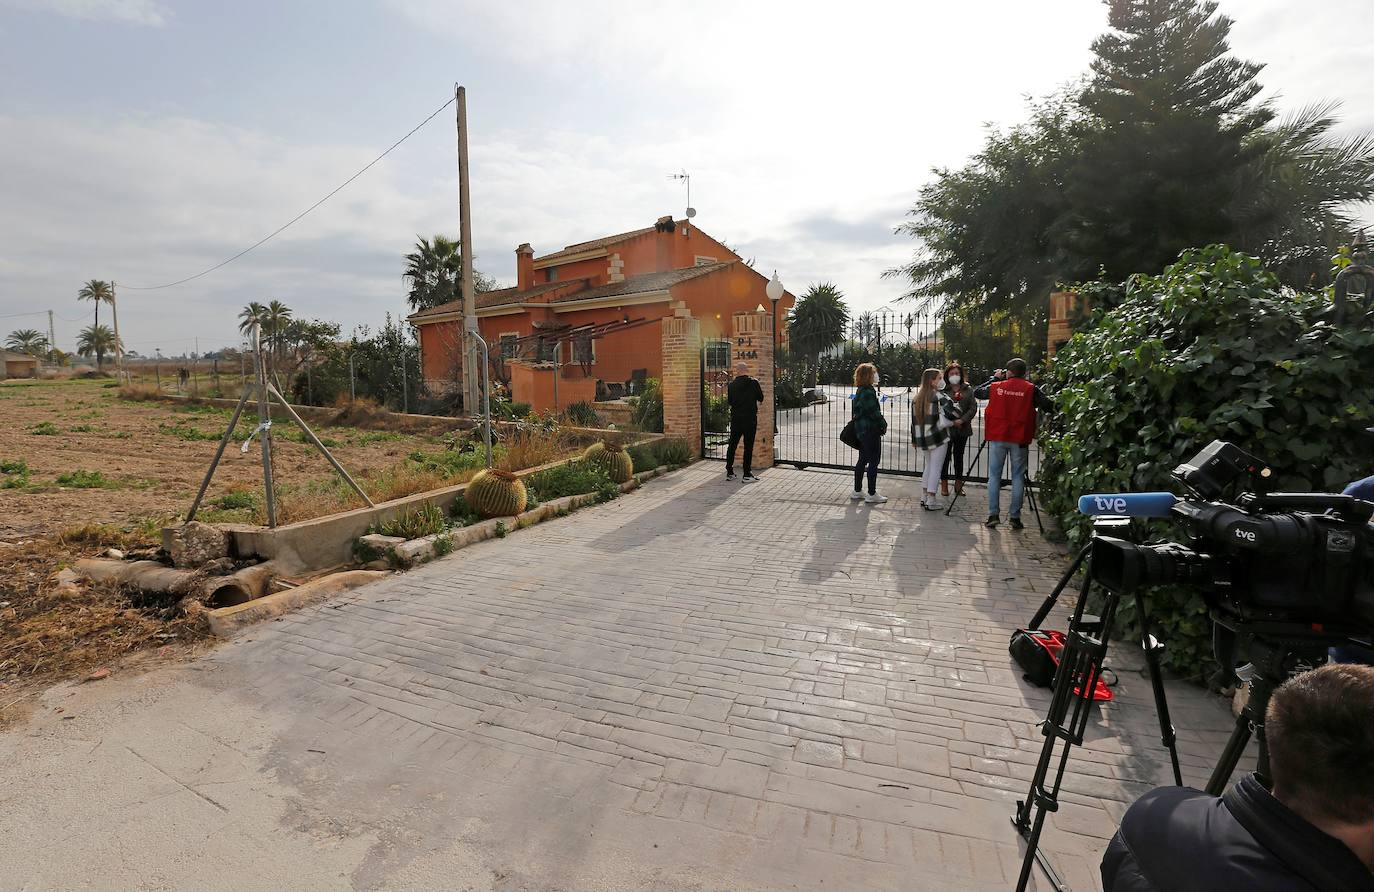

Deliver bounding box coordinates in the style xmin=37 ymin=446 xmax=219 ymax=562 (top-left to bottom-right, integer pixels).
xmin=766 ymin=270 xmax=784 ymax=453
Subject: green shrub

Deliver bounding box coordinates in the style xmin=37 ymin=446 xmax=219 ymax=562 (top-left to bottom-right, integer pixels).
xmin=56 ymin=470 xmax=113 ymax=489
xmin=409 ymin=446 xmax=488 ymax=478
xmin=627 ymin=443 xmax=657 ymax=473
xmin=432 ymin=533 xmax=455 ymax=556
xmin=375 ymin=502 xmax=448 ymax=539
xmin=214 ymin=490 xmax=256 ymax=510
xmin=596 ymin=481 xmax=620 ymax=503
xmin=71 ymin=424 xmax=95 ymax=433
xmin=654 ymin=438 xmax=692 ymax=467
xmin=704 ymin=391 xmax=731 ymax=433
xmin=31 ymin=421 xmax=59 ymax=436
xmin=510 ymin=401 xmax=532 ymax=418
xmin=449 ymin=493 xmax=481 ymax=526
xmin=1 ymin=458 xmax=29 ymax=489
xmin=562 ymin=401 xmax=600 ymax=427
xmin=1041 ymin=246 xmax=1374 ymax=679
xmin=630 ymin=378 xmax=663 ymax=432
xmin=158 ymin=422 xmax=225 ymax=442
xmin=524 ymin=461 xmax=612 ymax=502
xmin=494 ymin=520 xmax=508 ymax=539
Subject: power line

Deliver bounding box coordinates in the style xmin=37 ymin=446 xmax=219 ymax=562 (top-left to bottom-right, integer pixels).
xmin=0 ymin=310 xmax=48 ymax=320
xmin=122 ymin=94 xmax=458 ymax=292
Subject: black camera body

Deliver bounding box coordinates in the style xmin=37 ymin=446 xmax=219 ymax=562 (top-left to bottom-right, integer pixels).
xmin=1090 ymin=441 xmax=1374 ymax=649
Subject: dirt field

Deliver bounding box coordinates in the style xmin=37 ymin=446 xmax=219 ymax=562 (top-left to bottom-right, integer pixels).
xmin=0 ymin=378 xmax=453 ymax=539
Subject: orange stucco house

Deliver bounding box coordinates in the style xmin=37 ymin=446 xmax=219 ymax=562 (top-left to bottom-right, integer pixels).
xmin=407 ymin=215 xmax=794 ymax=411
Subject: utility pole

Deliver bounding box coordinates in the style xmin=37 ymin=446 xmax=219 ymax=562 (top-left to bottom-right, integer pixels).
xmin=456 ymin=84 xmax=478 ymax=415
xmin=47 ymin=310 xmax=56 ymax=359
xmin=110 ymin=281 xmax=125 ymax=382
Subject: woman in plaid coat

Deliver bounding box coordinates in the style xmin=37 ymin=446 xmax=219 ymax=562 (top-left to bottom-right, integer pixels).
xmin=911 ymin=368 xmax=955 ymax=511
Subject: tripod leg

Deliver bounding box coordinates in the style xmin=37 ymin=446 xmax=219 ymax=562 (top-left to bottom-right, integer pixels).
xmin=946 ymin=438 xmax=987 ymax=516
xmin=1027 ymin=543 xmax=1091 ymax=631
xmin=1135 ymin=595 xmax=1183 ymax=786
xmin=1015 ymin=577 xmax=1122 ymax=892
xmin=1205 ymin=671 xmax=1279 ymax=795
xmin=1025 ymin=470 xmax=1045 ymax=533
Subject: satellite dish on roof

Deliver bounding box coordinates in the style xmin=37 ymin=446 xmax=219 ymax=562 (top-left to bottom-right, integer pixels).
xmin=685 ymin=207 xmax=697 ymax=219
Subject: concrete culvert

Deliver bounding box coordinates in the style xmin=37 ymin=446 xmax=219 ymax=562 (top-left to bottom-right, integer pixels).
xmin=206 ymin=582 xmax=252 ymax=608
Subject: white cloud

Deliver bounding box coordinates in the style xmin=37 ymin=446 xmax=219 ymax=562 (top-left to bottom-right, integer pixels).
xmin=1 ymin=0 xmax=169 ymax=27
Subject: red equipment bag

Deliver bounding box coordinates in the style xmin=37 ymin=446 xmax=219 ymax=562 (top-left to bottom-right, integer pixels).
xmin=1009 ymin=629 xmax=1114 ymax=702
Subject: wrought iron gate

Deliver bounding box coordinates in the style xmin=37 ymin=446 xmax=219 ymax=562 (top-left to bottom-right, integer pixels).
xmin=702 ymin=338 xmax=732 ymax=460
xmin=771 ymin=309 xmax=1043 ymax=484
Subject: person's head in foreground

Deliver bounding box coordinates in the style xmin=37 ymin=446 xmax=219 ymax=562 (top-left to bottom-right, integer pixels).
xmin=734 ymin=360 xmax=749 ymax=376
xmin=1101 ymin=662 xmax=1374 ymax=891
xmin=853 ymin=362 xmax=877 ymax=388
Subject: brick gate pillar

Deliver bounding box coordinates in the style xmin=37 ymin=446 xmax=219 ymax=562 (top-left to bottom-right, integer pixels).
xmin=732 ymin=310 xmax=774 ymax=471
xmin=661 ymin=301 xmax=702 ymax=458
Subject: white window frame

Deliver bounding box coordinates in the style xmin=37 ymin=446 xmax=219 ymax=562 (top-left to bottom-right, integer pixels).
xmin=704 ymin=338 xmax=730 ymax=369
xmin=572 ymin=335 xmax=596 ymax=365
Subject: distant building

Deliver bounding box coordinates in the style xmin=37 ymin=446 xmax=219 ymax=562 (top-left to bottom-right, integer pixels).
xmin=407 ymin=215 xmax=794 ymax=410
xmin=1 ymin=351 xmax=39 ymax=379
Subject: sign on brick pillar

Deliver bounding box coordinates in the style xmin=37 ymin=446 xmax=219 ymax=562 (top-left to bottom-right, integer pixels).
xmin=661 ymin=302 xmax=702 ymax=458
xmin=731 ymin=310 xmax=774 ymax=470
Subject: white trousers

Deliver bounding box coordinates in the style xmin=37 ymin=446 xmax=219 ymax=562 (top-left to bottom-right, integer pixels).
xmin=924 ymin=442 xmax=949 ymax=495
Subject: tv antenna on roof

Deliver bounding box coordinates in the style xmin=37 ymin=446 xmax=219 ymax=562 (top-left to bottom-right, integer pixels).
xmin=668 ymin=169 xmax=694 ymax=234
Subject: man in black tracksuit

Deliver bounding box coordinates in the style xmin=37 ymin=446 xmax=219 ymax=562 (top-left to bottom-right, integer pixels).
xmin=1101 ymin=664 xmax=1374 ymax=891
xmin=725 ymin=361 xmax=764 ymax=483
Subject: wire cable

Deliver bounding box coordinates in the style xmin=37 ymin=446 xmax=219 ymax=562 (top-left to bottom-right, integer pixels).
xmin=122 ymin=94 xmax=457 ymax=291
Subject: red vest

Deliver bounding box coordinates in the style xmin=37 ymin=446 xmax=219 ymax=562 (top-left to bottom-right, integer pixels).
xmin=984 ymin=378 xmax=1037 ymax=445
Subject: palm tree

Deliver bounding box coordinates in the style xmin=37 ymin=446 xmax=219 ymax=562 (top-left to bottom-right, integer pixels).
xmin=6 ymin=329 xmax=49 ymax=356
xmin=238 ymin=302 xmax=268 ymax=337
xmin=786 ymin=283 xmax=850 ymax=386
xmin=76 ymin=324 xmax=120 ymax=369
xmin=403 ymin=234 xmax=497 ymax=312
xmin=77 ymin=280 xmax=114 ymax=369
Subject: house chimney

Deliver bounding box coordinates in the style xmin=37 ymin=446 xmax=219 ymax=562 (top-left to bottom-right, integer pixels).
xmin=516 ymin=243 xmax=534 ymax=291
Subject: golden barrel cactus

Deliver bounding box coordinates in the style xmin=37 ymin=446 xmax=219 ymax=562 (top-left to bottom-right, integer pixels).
xmin=583 ymin=441 xmax=633 ymax=484
xmin=465 ymin=469 xmax=528 ymax=518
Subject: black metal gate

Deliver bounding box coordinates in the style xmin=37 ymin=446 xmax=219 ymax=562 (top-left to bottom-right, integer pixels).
xmin=701 ymin=338 xmax=732 ymax=461
xmin=770 ymin=309 xmax=1042 ymax=484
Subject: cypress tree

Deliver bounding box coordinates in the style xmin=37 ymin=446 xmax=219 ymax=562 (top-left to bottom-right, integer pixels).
xmin=1056 ymin=0 xmax=1274 ymax=281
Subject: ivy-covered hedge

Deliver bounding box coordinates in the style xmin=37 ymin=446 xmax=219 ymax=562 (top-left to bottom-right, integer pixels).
xmin=1040 ymin=245 xmax=1374 ymax=678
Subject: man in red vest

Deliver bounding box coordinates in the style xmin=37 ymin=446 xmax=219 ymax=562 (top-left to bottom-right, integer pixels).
xmin=975 ymin=358 xmax=1052 ymax=530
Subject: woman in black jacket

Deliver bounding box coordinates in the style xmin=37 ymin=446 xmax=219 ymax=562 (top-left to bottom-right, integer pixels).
xmin=939 ymin=361 xmax=977 ymax=498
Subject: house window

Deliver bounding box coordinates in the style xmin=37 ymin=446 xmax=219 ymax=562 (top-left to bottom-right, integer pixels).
xmin=694 ymin=255 xmax=718 ymax=267
xmin=705 ymin=339 xmax=730 ymax=369
xmin=546 ymin=267 xmax=558 ymax=282
xmin=499 ymin=333 xmax=519 ymax=359
xmin=572 ymin=336 xmax=594 ymax=365
xmin=536 ymin=337 xmax=556 ymax=363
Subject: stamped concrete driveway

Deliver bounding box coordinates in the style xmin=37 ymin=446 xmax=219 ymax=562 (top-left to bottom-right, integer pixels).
xmin=1 ymin=464 xmax=1249 ymax=891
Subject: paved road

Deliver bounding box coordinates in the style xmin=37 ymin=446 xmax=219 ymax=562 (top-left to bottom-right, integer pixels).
xmin=1 ymin=465 xmax=1250 ymax=890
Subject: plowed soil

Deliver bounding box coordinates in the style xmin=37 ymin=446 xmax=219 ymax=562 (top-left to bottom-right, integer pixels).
xmin=0 ymin=379 xmax=448 ymax=539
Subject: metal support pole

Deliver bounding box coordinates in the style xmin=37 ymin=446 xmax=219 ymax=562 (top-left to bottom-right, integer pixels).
xmin=266 ymin=382 xmax=374 ymax=507
xmin=253 ymin=323 xmax=277 ymax=527
xmin=469 ymin=330 xmax=493 ymax=468
xmin=186 ymin=385 xmax=254 ymax=522
xmin=401 ymin=347 xmax=409 ymax=414
xmin=456 ymin=84 xmax=479 ymax=414
xmin=349 ymin=352 xmax=356 ymax=402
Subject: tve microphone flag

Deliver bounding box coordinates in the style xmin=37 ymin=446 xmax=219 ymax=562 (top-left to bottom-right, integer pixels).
xmin=1076 ymin=492 xmax=1179 ymax=517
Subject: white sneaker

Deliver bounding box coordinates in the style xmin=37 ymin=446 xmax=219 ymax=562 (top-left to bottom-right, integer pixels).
xmin=849 ymin=490 xmax=864 ymax=500
xmin=864 ymin=493 xmax=888 ymax=504
xmin=742 ymin=474 xmax=759 ymax=484
xmin=923 ymin=496 xmax=943 ymax=511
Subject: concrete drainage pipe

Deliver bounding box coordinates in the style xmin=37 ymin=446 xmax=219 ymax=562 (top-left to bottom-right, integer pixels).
xmin=72 ymin=559 xmax=279 ymax=609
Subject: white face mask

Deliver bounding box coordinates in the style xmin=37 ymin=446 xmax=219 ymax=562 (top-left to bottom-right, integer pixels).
xmin=949 ymin=374 xmax=961 ymax=386
xmin=935 ymin=379 xmax=946 ymax=391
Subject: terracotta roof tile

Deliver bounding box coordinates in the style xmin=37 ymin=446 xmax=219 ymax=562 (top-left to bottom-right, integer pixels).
xmin=408 ymin=280 xmax=579 ymax=320
xmin=548 ymin=262 xmax=732 ymax=304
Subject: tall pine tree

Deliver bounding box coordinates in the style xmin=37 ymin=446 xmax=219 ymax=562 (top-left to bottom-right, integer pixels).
xmin=1056 ymin=0 xmax=1273 ymax=281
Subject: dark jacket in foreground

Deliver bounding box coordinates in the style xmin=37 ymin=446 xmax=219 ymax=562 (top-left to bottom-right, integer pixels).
xmin=1101 ymin=773 xmax=1374 ymax=892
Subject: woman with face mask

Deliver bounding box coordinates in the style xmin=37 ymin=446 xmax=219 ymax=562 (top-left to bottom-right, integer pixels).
xmin=910 ymin=367 xmax=955 ymax=510
xmin=939 ymin=361 xmax=978 ymax=498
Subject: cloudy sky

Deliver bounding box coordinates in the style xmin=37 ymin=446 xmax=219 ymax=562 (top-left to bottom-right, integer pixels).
xmin=2 ymin=0 xmax=1371 ymax=357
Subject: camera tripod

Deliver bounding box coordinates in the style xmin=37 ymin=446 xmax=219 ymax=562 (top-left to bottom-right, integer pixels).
xmin=1011 ymin=532 xmax=1183 ymax=892
xmin=945 ymin=436 xmax=1044 ymax=532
